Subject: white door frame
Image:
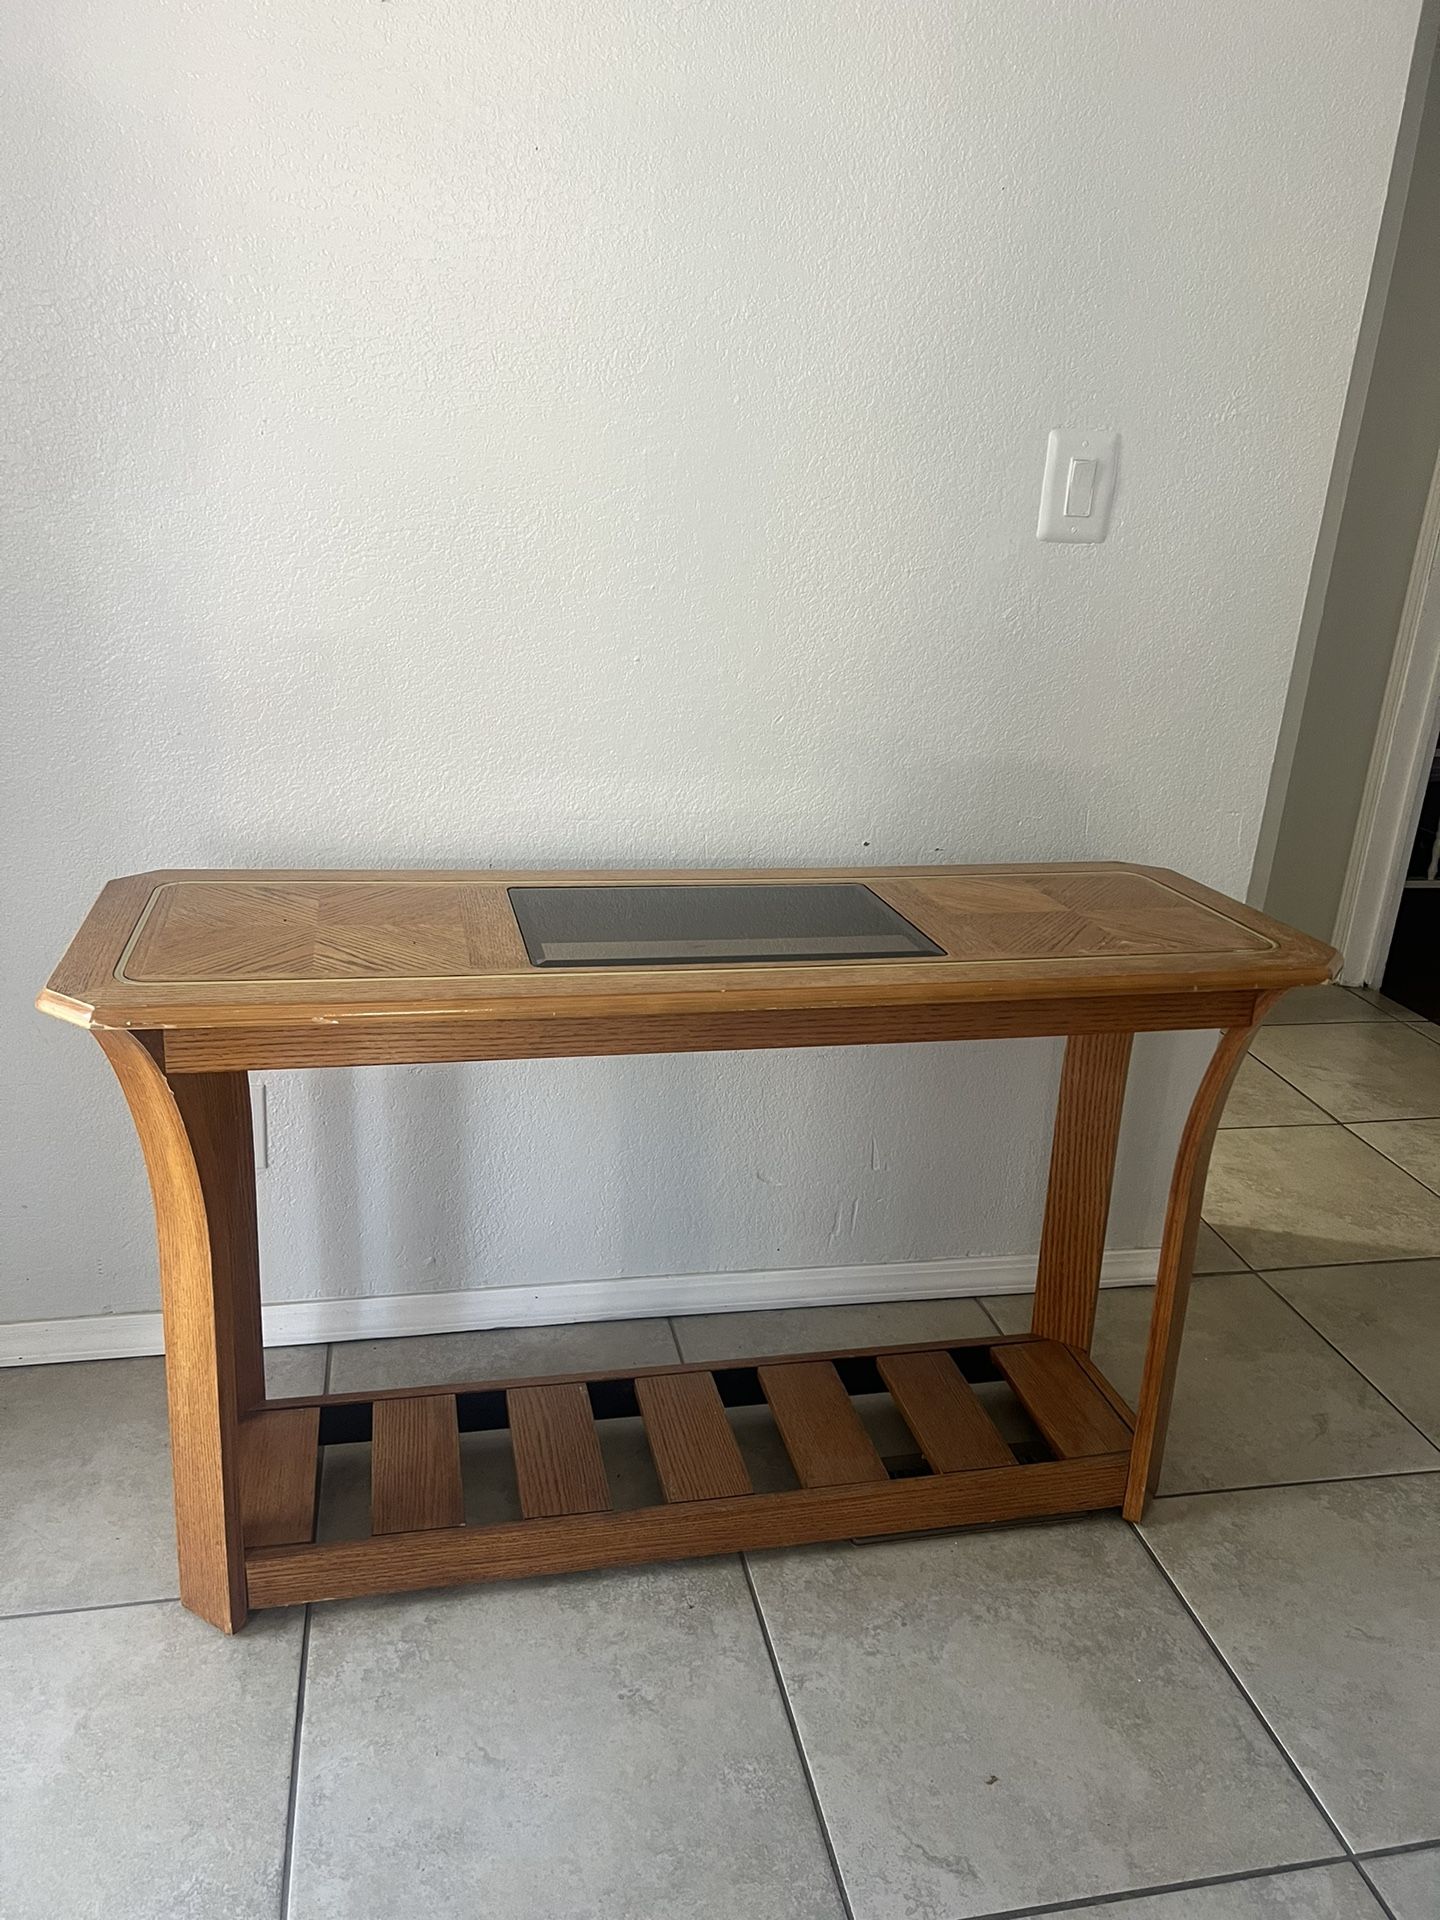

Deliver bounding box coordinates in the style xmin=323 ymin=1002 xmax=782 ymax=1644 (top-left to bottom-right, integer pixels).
xmin=1332 ymin=440 xmax=1440 ymax=984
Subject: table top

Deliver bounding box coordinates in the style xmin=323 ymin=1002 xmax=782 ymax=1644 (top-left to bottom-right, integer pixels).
xmin=38 ymin=864 xmax=1336 ymax=1034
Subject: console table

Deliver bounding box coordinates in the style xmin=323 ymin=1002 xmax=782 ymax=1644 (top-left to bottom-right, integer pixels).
xmin=38 ymin=864 xmax=1334 ymax=1634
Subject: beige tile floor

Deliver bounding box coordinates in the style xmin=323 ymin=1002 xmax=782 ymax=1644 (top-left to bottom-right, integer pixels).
xmin=3 ymin=982 xmax=1440 ymax=1918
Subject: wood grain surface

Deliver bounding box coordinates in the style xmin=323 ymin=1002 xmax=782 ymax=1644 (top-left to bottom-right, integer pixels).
xmin=876 ymin=1349 xmax=1015 ymax=1472
xmin=247 ymin=1452 xmax=1130 ymax=1608
xmin=759 ymin=1361 xmax=890 ymax=1488
xmin=633 ymin=1372 xmax=752 ymax=1502
xmin=508 ymin=1383 xmax=612 ymax=1519
xmin=371 ymin=1396 xmax=464 ymax=1534
xmin=38 ymin=863 xmax=1335 ymax=1037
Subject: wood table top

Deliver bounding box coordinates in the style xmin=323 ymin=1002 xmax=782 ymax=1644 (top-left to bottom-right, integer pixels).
xmin=38 ymin=864 xmax=1336 ymax=1035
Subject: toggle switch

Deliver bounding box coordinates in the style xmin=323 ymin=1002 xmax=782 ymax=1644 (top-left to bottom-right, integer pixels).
xmin=1064 ymin=456 xmax=1097 ymax=518
xmin=1037 ymin=430 xmax=1119 ymax=542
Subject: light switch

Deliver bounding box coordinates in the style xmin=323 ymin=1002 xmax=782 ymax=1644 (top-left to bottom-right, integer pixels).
xmin=1064 ymin=456 xmax=1097 ymax=518
xmin=1037 ymin=430 xmax=1119 ymax=542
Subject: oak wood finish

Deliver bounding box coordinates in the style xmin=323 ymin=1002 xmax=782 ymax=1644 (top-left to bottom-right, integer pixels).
xmin=507 ymin=1383 xmax=612 ymax=1519
xmin=370 ymin=1396 xmax=464 ymax=1534
xmin=156 ymin=990 xmax=1264 ymax=1074
xmin=247 ymin=1451 xmax=1132 ymax=1609
xmin=876 ymin=1349 xmax=1014 ymax=1473
xmin=261 ymin=1329 xmax=1038 ymax=1413
xmin=239 ymin=1408 xmax=320 ymax=1548
xmin=996 ymin=1342 xmax=1136 ymax=1459
xmin=94 ymin=1034 xmax=260 ymax=1633
xmin=759 ymin=1361 xmax=890 ymax=1487
xmin=41 ymin=863 xmax=1335 ymax=1628
xmin=634 ymin=1372 xmax=752 ymax=1502
xmin=1123 ymin=1011 xmax=1275 ymax=1518
xmin=40 ymin=863 xmax=1335 ymax=1037
xmin=1031 ymin=1031 xmax=1133 ymax=1349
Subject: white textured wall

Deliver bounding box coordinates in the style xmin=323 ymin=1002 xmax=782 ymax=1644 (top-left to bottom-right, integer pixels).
xmin=1 ymin=2 xmax=1421 ymax=1324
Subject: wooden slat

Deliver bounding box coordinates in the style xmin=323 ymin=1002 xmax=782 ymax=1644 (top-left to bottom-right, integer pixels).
xmin=759 ymin=1361 xmax=888 ymax=1488
xmin=508 ymin=1383 xmax=611 ymax=1519
xmin=634 ymin=1372 xmax=751 ymax=1502
xmin=239 ymin=1407 xmax=320 ymax=1547
xmin=1071 ymin=1346 xmax=1137 ymax=1430
xmin=877 ymin=1350 xmax=1013 ymax=1473
xmin=246 ymin=1453 xmax=1131 ymax=1608
xmin=371 ymin=1395 xmax=464 ymax=1534
xmin=995 ymin=1342 xmax=1135 ymax=1459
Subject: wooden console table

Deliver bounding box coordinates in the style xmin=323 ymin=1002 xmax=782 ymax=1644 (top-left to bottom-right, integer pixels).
xmin=38 ymin=864 xmax=1334 ymax=1633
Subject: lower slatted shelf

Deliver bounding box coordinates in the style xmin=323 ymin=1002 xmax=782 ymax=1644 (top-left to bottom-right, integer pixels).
xmin=240 ymin=1332 xmax=1136 ymax=1601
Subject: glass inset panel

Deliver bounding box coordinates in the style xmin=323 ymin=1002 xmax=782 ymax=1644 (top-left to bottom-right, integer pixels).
xmin=507 ymin=882 xmax=945 ymax=969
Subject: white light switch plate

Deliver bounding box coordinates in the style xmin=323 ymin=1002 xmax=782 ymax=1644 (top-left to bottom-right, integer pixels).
xmin=1037 ymin=430 xmax=1119 ymax=542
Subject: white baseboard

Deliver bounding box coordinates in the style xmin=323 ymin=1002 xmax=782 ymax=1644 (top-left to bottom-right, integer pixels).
xmin=0 ymin=1250 xmax=1161 ymax=1368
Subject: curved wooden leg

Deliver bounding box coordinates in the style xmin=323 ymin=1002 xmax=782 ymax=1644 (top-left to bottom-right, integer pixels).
xmin=96 ymin=1032 xmax=264 ymax=1632
xmin=1032 ymin=1031 xmax=1133 ymax=1350
xmin=1122 ymin=1010 xmax=1274 ymax=1520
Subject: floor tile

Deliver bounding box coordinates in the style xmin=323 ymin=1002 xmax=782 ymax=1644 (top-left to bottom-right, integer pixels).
xmin=1266 ymin=1260 xmax=1440 ymax=1446
xmin=983 ymin=1275 xmax=1438 ymax=1492
xmin=1219 ymin=1059 xmax=1331 ymax=1128
xmin=1250 ymin=1023 xmax=1440 ymax=1122
xmin=1263 ymin=985 xmax=1395 ymax=1025
xmin=1196 ymin=1221 xmax=1249 ymax=1273
xmin=327 ymin=1315 xmax=679 ymax=1392
xmin=1365 ymin=1846 xmax=1440 ymax=1920
xmin=0 ymin=1602 xmax=302 ymax=1920
xmin=1350 ymin=987 xmax=1428 ymax=1022
xmin=1022 ymin=1865 xmax=1385 ymax=1919
xmin=1204 ymin=1125 xmax=1440 ymax=1268
xmin=671 ymin=1295 xmax=995 ymax=1364
xmin=749 ymin=1518 xmax=1333 ymax=1919
xmin=1349 ymin=1117 xmax=1440 ymax=1194
xmin=268 ymin=1343 xmax=329 ymax=1396
xmin=1143 ymin=1477 xmax=1440 ymax=1851
xmin=288 ymin=1561 xmax=844 ymax=1920
xmin=0 ymin=1345 xmax=324 ymax=1614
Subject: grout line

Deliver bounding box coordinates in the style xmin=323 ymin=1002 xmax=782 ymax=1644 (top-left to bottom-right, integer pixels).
xmin=1199 ymin=1217 xmax=1255 ymax=1272
xmin=950 ymin=1854 xmax=1353 ymax=1920
xmin=321 ymin=1342 xmax=334 ymax=1396
xmin=1151 ymin=1464 xmax=1440 ymax=1503
xmin=1336 ymin=1118 xmax=1440 ymax=1201
xmin=1128 ymin=1525 xmax=1356 ymax=1862
xmin=1357 ymin=1835 xmax=1440 ymax=1861
xmin=1355 ymin=1857 xmax=1403 ymax=1920
xmin=974 ymin=1294 xmax=1009 ymax=1336
xmin=0 ymin=1592 xmax=177 ymax=1625
xmin=277 ymin=1604 xmax=313 ymax=1920
xmin=663 ymin=1315 xmax=685 ymax=1363
xmin=1254 ymin=1274 xmax=1440 ymax=1458
xmin=1238 ymin=1246 xmax=1440 ymax=1273
xmin=739 ymin=1556 xmax=858 ymax=1920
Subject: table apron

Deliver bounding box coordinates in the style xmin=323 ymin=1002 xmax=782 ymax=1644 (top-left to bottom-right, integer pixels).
xmin=155 ymin=989 xmax=1263 ymax=1072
